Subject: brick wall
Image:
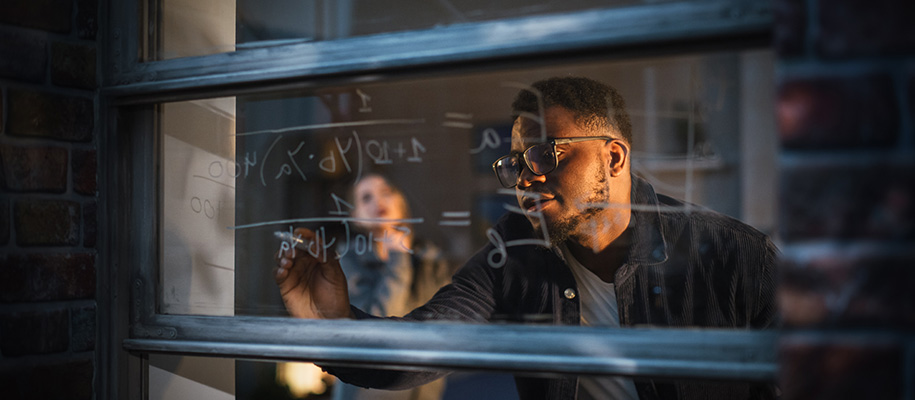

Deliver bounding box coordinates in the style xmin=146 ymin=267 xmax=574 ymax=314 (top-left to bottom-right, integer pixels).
xmin=0 ymin=0 xmax=99 ymax=399
xmin=774 ymin=0 xmax=915 ymax=398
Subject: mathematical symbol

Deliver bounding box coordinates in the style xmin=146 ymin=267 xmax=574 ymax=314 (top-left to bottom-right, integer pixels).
xmin=439 ymin=211 xmax=471 ymax=226
xmin=470 ymin=127 xmax=505 ymax=155
xmin=442 ymin=112 xmax=473 ymax=129
xmin=357 ymin=89 xmax=372 ymax=112
xmin=393 ymin=142 xmax=407 ymax=159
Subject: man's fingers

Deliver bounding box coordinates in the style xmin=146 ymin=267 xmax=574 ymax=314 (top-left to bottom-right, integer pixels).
xmin=278 ymin=228 xmax=325 ymax=260
xmin=282 ymin=245 xmax=296 ymax=259
xmin=274 ymin=257 xmax=291 ymax=283
xmin=278 ymin=252 xmax=322 ymax=279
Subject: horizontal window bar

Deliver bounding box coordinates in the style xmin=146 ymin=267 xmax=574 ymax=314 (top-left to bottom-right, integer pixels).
xmin=106 ymin=0 xmax=771 ymax=104
xmin=125 ymin=316 xmax=777 ymax=381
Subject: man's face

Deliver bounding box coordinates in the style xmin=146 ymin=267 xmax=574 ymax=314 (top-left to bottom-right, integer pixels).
xmin=512 ymin=106 xmax=620 ymax=245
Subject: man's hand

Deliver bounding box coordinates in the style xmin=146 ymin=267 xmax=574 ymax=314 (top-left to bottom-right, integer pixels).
xmin=275 ymin=227 xmax=354 ymax=319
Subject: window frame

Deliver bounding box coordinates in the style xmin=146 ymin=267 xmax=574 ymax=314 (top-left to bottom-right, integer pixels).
xmin=105 ymin=0 xmax=772 ymax=103
xmin=101 ymin=1 xmax=779 ymax=397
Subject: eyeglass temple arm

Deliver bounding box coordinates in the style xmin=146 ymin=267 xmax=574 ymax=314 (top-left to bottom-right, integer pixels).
xmin=552 ymin=136 xmax=617 ymax=145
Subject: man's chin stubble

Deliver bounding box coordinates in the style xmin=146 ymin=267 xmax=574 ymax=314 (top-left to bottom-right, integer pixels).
xmin=542 ymin=205 xmax=607 ymax=247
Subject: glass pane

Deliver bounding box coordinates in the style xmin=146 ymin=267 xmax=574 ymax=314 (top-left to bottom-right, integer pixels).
xmin=149 ymin=354 xmax=235 ymax=400
xmin=159 ymin=50 xmax=778 ymax=329
xmin=161 ymin=97 xmax=237 ymax=316
xmin=149 ymin=356 xmax=772 ymax=399
xmin=235 ymin=359 xmax=517 ymax=400
xmin=145 ymin=0 xmax=681 ymax=60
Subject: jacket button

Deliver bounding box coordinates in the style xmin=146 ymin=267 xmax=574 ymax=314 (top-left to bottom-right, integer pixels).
xmin=563 ymin=288 xmax=576 ymax=300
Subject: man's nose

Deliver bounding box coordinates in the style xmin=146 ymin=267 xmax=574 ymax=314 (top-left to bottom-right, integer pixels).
xmin=517 ymin=164 xmax=546 ymax=188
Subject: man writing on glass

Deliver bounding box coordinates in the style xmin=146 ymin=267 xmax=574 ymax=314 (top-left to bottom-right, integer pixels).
xmin=275 ymin=77 xmax=777 ymax=400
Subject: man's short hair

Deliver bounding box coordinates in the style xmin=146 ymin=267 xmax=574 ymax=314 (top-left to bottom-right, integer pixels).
xmin=511 ymin=76 xmax=632 ymax=144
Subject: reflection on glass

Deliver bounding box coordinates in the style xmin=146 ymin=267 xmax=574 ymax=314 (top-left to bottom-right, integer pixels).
xmin=147 ymin=0 xmax=679 ymax=60
xmin=333 ymin=174 xmax=452 ymax=399
xmin=234 ymin=360 xmax=775 ymax=400
xmin=237 ymin=360 xmax=518 ymax=400
xmin=149 ymin=354 xmax=235 ymax=400
xmin=340 ymin=174 xmax=453 ymax=316
xmin=161 ymin=98 xmax=236 ymax=316
xmin=159 ymin=51 xmax=778 ymax=336
xmin=275 ymin=362 xmax=332 ymax=398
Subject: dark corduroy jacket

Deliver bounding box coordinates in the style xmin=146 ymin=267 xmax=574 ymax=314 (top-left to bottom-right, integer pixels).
xmin=336 ymin=175 xmax=778 ymax=399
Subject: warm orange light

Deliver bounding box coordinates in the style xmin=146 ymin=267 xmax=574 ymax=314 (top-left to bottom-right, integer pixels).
xmin=276 ymin=362 xmax=334 ymax=398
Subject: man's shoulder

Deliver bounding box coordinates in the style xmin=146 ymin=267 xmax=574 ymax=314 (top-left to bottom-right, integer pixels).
xmin=633 ymin=175 xmax=768 ymax=243
xmin=655 ymin=193 xmax=771 ymax=244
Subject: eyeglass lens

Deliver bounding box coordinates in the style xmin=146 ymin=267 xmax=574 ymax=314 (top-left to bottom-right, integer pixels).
xmin=494 ymin=142 xmax=557 ymax=187
xmin=495 ymin=156 xmax=520 ymax=187
xmin=525 ymin=143 xmax=556 ymax=174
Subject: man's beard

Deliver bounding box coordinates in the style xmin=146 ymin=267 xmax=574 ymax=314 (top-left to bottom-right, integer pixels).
xmin=543 ymin=169 xmax=609 ymax=246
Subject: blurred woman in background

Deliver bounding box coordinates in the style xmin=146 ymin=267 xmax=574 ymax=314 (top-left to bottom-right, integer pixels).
xmin=334 ymin=173 xmax=451 ymax=400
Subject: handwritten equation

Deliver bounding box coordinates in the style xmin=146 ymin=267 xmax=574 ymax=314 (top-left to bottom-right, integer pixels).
xmin=255 ymin=188 xmax=555 ymax=270
xmin=275 ymin=222 xmax=413 ymax=263
xmin=181 ymin=88 xmax=523 ymax=270
xmin=196 ymin=89 xmax=507 ymax=191
xmin=202 ymin=130 xmax=428 ymax=189
xmin=204 ymin=122 xmax=504 ymax=189
xmin=269 ymin=211 xmax=549 ymax=270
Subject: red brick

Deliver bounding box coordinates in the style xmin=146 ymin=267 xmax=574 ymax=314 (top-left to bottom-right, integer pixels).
xmin=0 ymin=308 xmax=69 ymax=356
xmin=817 ymin=0 xmax=915 ymax=58
xmin=0 ymin=28 xmax=47 ymax=83
xmin=779 ymin=338 xmax=903 ymax=400
xmin=83 ymin=200 xmax=96 ymax=247
xmin=0 ymin=0 xmax=72 ymax=34
xmin=0 ymin=144 xmax=68 ymax=193
xmin=70 ymin=304 xmax=96 ymax=352
xmin=0 ymin=359 xmax=93 ymax=400
xmin=780 ymin=163 xmax=914 ymax=241
xmin=0 ymin=253 xmax=96 ymax=302
xmin=51 ymin=42 xmax=97 ymax=90
xmin=773 ymin=0 xmax=806 ymax=57
xmin=779 ymin=251 xmax=915 ymax=329
xmin=77 ymin=0 xmax=98 ymax=40
xmin=7 ymin=89 xmax=94 ymax=142
xmin=72 ymin=148 xmax=97 ymax=195
xmin=778 ymin=75 xmax=899 ymax=149
xmin=14 ymin=200 xmax=80 ymax=246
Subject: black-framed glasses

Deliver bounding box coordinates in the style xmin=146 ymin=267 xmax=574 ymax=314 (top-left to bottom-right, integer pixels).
xmin=491 ymin=136 xmax=616 ymax=188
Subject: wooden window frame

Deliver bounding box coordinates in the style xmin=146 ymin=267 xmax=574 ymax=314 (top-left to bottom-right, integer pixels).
xmin=98 ymin=1 xmax=778 ymax=398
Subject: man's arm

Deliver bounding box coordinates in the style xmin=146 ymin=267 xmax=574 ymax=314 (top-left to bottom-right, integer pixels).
xmin=321 ymin=252 xmax=502 ymax=390
xmin=274 ymin=226 xmax=506 ymax=390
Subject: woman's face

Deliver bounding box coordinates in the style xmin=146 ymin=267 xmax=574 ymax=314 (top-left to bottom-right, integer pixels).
xmin=352 ymin=176 xmax=406 ymax=230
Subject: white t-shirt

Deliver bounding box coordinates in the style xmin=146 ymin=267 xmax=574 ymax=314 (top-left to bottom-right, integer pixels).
xmin=559 ymin=244 xmax=640 ymax=400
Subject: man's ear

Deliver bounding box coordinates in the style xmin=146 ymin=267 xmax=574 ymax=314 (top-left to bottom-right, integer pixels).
xmin=606 ymin=139 xmax=629 ymax=177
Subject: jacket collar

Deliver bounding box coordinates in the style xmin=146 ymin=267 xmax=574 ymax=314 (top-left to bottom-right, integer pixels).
xmin=627 ymin=174 xmax=669 ymax=266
